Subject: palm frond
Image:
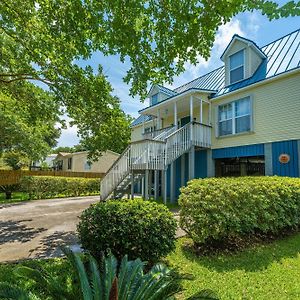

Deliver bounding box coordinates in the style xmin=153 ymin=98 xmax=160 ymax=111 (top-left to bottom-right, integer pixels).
xmin=0 ymin=282 xmax=32 ymax=300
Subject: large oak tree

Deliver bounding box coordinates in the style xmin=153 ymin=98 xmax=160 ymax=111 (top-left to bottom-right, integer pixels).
xmin=1 ymin=0 xmax=299 ymax=158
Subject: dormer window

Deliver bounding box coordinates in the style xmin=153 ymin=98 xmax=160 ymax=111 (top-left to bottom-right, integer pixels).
xmin=229 ymin=49 xmax=245 ymax=84
xmin=151 ymin=93 xmax=158 ymax=105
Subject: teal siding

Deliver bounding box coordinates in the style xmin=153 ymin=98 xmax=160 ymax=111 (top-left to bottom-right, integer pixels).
xmin=272 ymin=140 xmax=299 ymax=177
xmin=195 ymin=150 xmax=207 ymax=178
xmin=212 ymin=144 xmax=264 ymax=159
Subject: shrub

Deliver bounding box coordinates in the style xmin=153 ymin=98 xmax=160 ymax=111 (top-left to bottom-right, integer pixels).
xmin=77 ymin=199 xmax=177 ymax=263
xmin=20 ymin=176 xmax=100 ymax=199
xmin=179 ymin=176 xmax=300 ymax=247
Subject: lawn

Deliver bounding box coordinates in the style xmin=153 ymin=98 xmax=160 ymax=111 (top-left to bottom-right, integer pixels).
xmin=1 ymin=233 xmax=300 ymax=299
xmin=167 ymin=235 xmax=300 ymax=299
xmin=0 ymin=192 xmax=29 ymax=204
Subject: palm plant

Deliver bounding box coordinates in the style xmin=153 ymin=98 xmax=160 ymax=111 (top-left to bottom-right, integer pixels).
xmin=0 ymin=248 xmax=218 ymax=300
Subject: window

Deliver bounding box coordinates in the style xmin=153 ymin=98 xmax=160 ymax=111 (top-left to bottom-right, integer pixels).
xmin=151 ymin=93 xmax=158 ymax=105
xmin=229 ymin=49 xmax=244 ymax=84
xmin=67 ymin=157 xmax=72 ymax=170
xmin=218 ymin=97 xmax=251 ymax=136
xmin=84 ymin=161 xmax=91 ymax=171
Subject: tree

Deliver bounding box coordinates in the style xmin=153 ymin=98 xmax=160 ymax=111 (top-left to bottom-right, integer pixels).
xmin=1 ymin=0 xmax=299 ymax=157
xmin=0 ymin=81 xmax=61 ymax=161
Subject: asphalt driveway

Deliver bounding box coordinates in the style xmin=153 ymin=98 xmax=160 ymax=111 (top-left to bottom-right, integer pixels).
xmin=0 ymin=196 xmax=99 ymax=262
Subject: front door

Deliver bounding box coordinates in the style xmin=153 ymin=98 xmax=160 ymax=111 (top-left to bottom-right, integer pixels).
xmin=180 ymin=116 xmax=190 ymax=127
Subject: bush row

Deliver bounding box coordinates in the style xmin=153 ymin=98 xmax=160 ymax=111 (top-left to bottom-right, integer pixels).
xmin=20 ymin=176 xmax=100 ymax=199
xmin=179 ymin=176 xmax=300 ymax=246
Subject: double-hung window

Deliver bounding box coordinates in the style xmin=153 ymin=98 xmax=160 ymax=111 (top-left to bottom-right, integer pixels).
xmin=151 ymin=93 xmax=158 ymax=105
xmin=229 ymin=49 xmax=245 ymax=84
xmin=218 ymin=97 xmax=251 ymax=136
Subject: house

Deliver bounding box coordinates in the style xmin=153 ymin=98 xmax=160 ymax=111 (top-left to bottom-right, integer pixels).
xmin=100 ymin=28 xmax=300 ymax=202
xmin=54 ymin=151 xmax=119 ymax=173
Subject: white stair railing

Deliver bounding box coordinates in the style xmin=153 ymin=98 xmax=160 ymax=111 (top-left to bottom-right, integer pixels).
xmin=101 ymin=122 xmax=212 ymax=200
xmin=100 ymin=146 xmax=131 ymax=200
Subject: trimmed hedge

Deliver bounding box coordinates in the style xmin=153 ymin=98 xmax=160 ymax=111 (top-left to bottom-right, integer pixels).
xmin=20 ymin=176 xmax=100 ymax=199
xmin=77 ymin=199 xmax=177 ymax=263
xmin=179 ymin=176 xmax=300 ymax=246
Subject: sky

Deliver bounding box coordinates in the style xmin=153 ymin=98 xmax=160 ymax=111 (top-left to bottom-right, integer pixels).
xmin=57 ymin=5 xmax=300 ymax=147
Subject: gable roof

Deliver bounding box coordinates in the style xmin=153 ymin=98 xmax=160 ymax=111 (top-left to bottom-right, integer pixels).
xmin=215 ymin=28 xmax=300 ymax=97
xmin=220 ymin=34 xmax=267 ymax=61
xmin=131 ymin=28 xmax=300 ymax=127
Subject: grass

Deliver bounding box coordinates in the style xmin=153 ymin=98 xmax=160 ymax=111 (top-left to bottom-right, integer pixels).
xmin=167 ymin=234 xmax=300 ymax=299
xmin=0 ymin=192 xmax=99 ymax=204
xmin=2 ymin=233 xmax=300 ymax=299
xmin=0 ymin=192 xmax=29 ymax=204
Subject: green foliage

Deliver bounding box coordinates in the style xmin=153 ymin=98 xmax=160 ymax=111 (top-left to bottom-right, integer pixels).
xmin=0 ymin=249 xmax=185 ymax=300
xmin=1 ymin=1 xmax=299 ymax=157
xmin=0 ymin=82 xmax=61 ymax=161
xmin=179 ymin=176 xmax=300 ymax=247
xmin=2 ymin=151 xmax=28 ymax=170
xmin=77 ymin=199 xmax=177 ymax=263
xmin=20 ymin=176 xmax=100 ymax=199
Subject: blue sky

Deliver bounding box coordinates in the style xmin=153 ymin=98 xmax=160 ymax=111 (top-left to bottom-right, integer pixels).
xmin=57 ymin=7 xmax=300 ymax=147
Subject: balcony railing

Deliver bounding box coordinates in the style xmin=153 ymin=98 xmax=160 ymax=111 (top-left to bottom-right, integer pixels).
xmin=142 ymin=126 xmax=175 ymax=140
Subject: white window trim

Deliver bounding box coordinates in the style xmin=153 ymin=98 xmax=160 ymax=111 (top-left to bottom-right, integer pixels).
xmin=217 ymin=96 xmax=253 ymax=137
xmin=229 ymin=49 xmax=246 ymax=85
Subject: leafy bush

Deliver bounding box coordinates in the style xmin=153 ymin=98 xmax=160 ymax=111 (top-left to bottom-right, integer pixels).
xmin=0 ymin=248 xmax=185 ymax=300
xmin=179 ymin=176 xmax=300 ymax=247
xmin=77 ymin=199 xmax=177 ymax=263
xmin=20 ymin=176 xmax=100 ymax=199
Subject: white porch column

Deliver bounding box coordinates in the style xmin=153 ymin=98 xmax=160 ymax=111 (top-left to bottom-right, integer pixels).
xmin=208 ymin=102 xmax=212 ymax=125
xmin=170 ymin=162 xmax=176 ymax=203
xmin=189 ymin=146 xmax=195 ymax=180
xmin=162 ymin=169 xmax=167 ymax=204
xmin=157 ymin=109 xmax=161 ymax=130
xmin=174 ymin=102 xmax=178 ymax=129
xmin=200 ymin=98 xmax=203 ymax=123
xmin=145 ymin=170 xmax=149 ymax=200
xmin=142 ymin=119 xmax=145 ymax=134
xmin=130 ymin=172 xmax=134 ymax=199
xmin=190 ymin=95 xmax=194 ymax=143
xmin=141 ymin=176 xmax=145 ymax=199
xmin=154 ymin=170 xmax=159 ymax=199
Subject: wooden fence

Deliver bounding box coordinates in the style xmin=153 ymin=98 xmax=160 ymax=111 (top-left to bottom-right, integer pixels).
xmin=0 ymin=170 xmax=104 ymax=186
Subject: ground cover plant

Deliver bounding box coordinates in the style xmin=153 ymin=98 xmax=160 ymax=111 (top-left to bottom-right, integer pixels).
xmin=78 ymin=199 xmax=177 ymax=263
xmin=19 ymin=176 xmax=100 ymax=200
xmin=179 ymin=176 xmax=300 ymax=250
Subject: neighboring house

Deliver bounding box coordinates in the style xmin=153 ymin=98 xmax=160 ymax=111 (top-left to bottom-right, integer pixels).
xmin=31 ymin=154 xmax=57 ymax=170
xmin=100 ymin=28 xmax=300 ymax=202
xmin=54 ymin=151 xmax=119 ymax=173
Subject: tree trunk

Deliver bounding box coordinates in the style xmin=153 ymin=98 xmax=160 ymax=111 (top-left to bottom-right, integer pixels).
xmin=5 ymin=191 xmax=12 ymax=200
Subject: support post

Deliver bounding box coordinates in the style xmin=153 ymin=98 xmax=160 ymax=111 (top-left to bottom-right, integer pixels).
xmin=190 ymin=95 xmax=194 ymax=143
xmin=142 ymin=119 xmax=145 ymax=134
xmin=162 ymin=169 xmax=167 ymax=204
xmin=264 ymin=143 xmax=273 ymax=176
xmin=208 ymin=101 xmax=212 ymax=125
xmin=207 ymin=149 xmax=215 ymax=177
xmin=189 ymin=146 xmax=195 ymax=180
xmin=141 ymin=176 xmax=145 ymax=199
xmin=145 ymin=170 xmax=149 ymax=200
xmin=200 ymin=98 xmax=203 ymax=123
xmin=154 ymin=170 xmax=159 ymax=200
xmin=174 ymin=102 xmax=178 ymax=129
xmin=170 ymin=161 xmax=176 ymax=203
xmin=181 ymin=154 xmax=185 ymax=186
xmin=157 ymin=109 xmax=161 ymax=130
xmin=131 ymin=172 xmax=134 ymax=199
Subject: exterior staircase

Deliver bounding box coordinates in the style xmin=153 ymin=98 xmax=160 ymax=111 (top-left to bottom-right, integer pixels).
xmin=100 ymin=122 xmax=211 ymax=201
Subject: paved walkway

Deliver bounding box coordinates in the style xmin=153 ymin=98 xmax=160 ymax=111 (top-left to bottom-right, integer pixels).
xmin=0 ymin=197 xmax=184 ymax=262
